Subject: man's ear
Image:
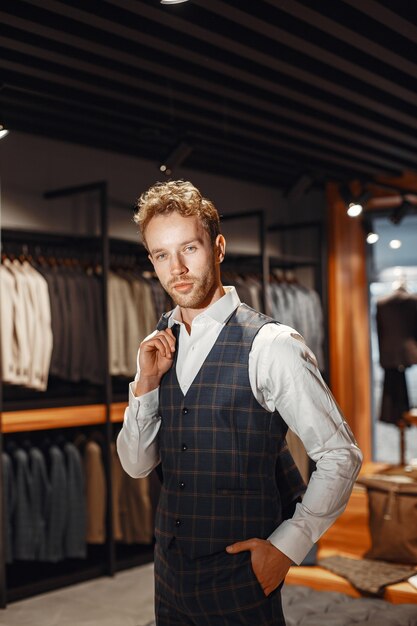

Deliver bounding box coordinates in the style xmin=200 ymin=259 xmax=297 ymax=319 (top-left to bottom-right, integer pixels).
xmin=215 ymin=234 xmax=226 ymax=264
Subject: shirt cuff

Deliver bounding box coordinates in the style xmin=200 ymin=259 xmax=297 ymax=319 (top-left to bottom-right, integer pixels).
xmin=128 ymin=382 xmax=160 ymax=420
xmin=267 ymin=519 xmax=314 ymax=565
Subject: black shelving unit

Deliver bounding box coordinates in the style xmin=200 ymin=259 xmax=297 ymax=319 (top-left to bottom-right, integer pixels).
xmin=0 ymin=183 xmax=158 ymax=606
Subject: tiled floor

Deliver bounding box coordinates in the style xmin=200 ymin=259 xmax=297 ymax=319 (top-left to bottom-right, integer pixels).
xmin=0 ymin=563 xmax=156 ymax=626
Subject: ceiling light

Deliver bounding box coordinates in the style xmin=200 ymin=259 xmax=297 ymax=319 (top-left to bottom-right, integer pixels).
xmin=0 ymin=123 xmax=9 ymax=140
xmin=347 ymin=202 xmax=363 ymax=217
xmin=366 ymin=232 xmax=379 ymax=244
xmin=160 ymin=0 xmax=189 ymax=4
xmin=389 ymin=239 xmax=402 ymax=249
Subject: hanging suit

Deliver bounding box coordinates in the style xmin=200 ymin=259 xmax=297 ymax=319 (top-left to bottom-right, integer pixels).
xmin=29 ymin=447 xmax=51 ymax=560
xmin=44 ymin=445 xmax=67 ymax=562
xmin=64 ymin=442 xmax=87 ymax=559
xmin=12 ymin=447 xmax=35 ymax=560
xmin=376 ymin=288 xmax=417 ymax=424
xmin=2 ymin=452 xmax=16 ymax=564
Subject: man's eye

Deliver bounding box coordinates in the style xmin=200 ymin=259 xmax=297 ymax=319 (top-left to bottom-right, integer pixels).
xmin=185 ymin=246 xmax=196 ymax=253
xmin=156 ymin=254 xmax=167 ymax=261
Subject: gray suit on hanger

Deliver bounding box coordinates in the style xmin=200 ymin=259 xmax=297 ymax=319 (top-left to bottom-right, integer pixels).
xmin=29 ymin=447 xmax=51 ymax=561
xmin=12 ymin=448 xmax=34 ymax=560
xmin=64 ymin=442 xmax=87 ymax=559
xmin=2 ymin=452 xmax=16 ymax=564
xmin=44 ymin=445 xmax=67 ymax=562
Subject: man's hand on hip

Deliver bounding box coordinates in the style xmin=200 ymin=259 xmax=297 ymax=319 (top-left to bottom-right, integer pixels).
xmin=226 ymin=538 xmax=292 ymax=596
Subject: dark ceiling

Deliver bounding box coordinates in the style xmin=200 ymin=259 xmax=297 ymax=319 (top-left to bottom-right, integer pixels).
xmin=1 ymin=0 xmax=417 ymax=190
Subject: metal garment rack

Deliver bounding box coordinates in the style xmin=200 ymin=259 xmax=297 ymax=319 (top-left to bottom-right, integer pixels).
xmin=268 ymin=220 xmax=328 ymax=381
xmin=220 ymin=210 xmax=269 ymax=313
xmin=43 ymin=181 xmax=116 ymax=582
xmin=220 ymin=212 xmax=326 ymax=323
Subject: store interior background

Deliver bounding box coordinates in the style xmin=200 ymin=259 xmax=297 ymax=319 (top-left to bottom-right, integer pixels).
xmin=1 ymin=0 xmax=417 ymax=616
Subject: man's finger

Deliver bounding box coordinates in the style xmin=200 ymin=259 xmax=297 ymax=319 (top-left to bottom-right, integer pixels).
xmin=225 ymin=539 xmax=257 ymax=553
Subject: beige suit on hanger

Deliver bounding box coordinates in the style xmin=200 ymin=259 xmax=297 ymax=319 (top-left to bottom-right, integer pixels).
xmin=84 ymin=440 xmax=107 ymax=544
xmin=111 ymin=442 xmax=153 ymax=544
xmin=0 ymin=264 xmax=18 ymax=384
xmin=2 ymin=259 xmax=31 ymax=385
xmin=21 ymin=262 xmax=53 ymax=390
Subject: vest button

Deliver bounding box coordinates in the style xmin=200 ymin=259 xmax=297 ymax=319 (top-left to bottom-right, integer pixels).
xmin=182 ymin=407 xmax=189 ymax=415
xmin=181 ymin=444 xmax=188 ymax=451
xmin=179 ymin=481 xmax=185 ymax=489
xmin=175 ymin=519 xmax=181 ymax=527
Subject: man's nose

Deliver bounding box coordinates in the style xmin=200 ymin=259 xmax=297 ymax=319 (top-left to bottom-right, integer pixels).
xmin=170 ymin=253 xmax=187 ymax=275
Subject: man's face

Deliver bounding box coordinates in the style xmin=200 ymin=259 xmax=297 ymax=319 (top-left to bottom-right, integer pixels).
xmin=146 ymin=212 xmax=224 ymax=309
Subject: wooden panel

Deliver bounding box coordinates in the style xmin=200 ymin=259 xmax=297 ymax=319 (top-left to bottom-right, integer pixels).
xmin=326 ymin=182 xmax=372 ymax=461
xmin=1 ymin=404 xmax=106 ymax=433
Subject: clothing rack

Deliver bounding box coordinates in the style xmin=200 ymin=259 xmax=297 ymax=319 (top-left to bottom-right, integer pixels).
xmin=220 ymin=210 xmax=269 ymax=313
xmin=0 ymin=182 xmax=136 ymax=606
xmin=268 ymin=220 xmax=328 ymax=379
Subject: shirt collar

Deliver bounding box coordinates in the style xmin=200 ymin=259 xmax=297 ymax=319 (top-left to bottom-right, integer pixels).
xmin=168 ymin=286 xmax=241 ymax=328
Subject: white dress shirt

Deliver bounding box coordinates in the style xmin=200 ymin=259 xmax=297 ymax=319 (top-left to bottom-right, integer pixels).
xmin=117 ymin=287 xmax=362 ymax=565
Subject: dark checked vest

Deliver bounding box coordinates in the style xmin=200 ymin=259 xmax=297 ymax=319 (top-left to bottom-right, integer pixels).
xmin=155 ymin=304 xmax=306 ymax=559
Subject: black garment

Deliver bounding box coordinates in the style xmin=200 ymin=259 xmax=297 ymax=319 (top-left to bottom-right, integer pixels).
xmin=376 ymin=288 xmax=417 ymax=425
xmin=376 ymin=288 xmax=417 ymax=370
xmin=380 ymin=369 xmax=410 ymax=424
xmin=2 ymin=452 xmax=16 ymax=564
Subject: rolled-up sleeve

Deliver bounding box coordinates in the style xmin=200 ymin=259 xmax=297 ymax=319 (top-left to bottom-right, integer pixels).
xmin=250 ymin=325 xmax=363 ymax=565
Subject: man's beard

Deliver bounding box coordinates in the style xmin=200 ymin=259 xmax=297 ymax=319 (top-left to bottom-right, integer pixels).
xmin=164 ymin=264 xmax=217 ymax=309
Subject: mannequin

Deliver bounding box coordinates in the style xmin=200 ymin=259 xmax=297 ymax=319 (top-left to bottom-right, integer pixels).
xmin=376 ymin=280 xmax=417 ymax=425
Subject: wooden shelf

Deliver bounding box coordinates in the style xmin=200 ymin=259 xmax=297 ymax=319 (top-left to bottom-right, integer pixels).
xmin=110 ymin=402 xmax=126 ymax=423
xmin=1 ymin=401 xmax=129 ymax=433
xmin=1 ymin=404 xmax=107 ymax=433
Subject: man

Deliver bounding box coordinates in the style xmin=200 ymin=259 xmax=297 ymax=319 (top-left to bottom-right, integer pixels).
xmin=117 ymin=180 xmax=362 ymax=625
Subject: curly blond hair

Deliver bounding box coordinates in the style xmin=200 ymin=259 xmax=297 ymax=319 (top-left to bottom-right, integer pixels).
xmin=134 ymin=180 xmax=221 ymax=249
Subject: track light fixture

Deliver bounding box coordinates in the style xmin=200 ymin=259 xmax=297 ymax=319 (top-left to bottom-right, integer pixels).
xmin=389 ymin=198 xmax=413 ymax=225
xmin=159 ymin=140 xmax=193 ymax=176
xmin=347 ymin=203 xmax=363 ymax=217
xmin=389 ymin=239 xmax=402 ymax=249
xmin=340 ymin=185 xmax=372 ymax=218
xmin=366 ymin=232 xmax=379 ymax=244
xmin=0 ymin=123 xmax=9 ymax=140
xmin=160 ymin=0 xmax=189 ymax=4
xmin=286 ymin=173 xmax=314 ymax=203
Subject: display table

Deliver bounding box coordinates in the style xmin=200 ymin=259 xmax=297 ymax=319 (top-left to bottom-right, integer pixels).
xmin=285 ymin=462 xmax=417 ymax=604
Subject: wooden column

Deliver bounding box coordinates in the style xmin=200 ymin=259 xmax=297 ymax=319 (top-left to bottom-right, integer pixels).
xmin=327 ymin=183 xmax=372 ymax=461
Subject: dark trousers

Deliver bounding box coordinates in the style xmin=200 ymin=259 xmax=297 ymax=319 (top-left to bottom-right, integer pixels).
xmin=154 ymin=538 xmax=285 ymax=625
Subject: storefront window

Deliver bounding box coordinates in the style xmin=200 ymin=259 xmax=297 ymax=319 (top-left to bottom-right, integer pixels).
xmin=368 ymin=214 xmax=417 ymax=464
